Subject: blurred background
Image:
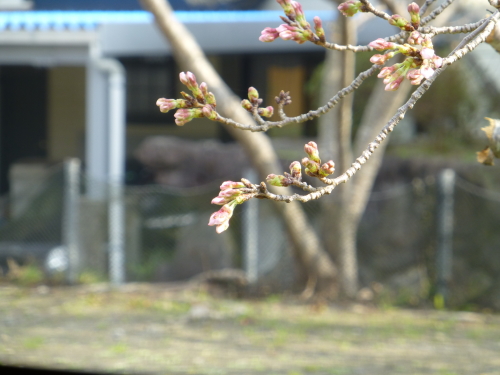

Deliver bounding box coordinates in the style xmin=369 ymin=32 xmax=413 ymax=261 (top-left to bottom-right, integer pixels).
xmin=0 ymin=0 xmax=499 ymax=312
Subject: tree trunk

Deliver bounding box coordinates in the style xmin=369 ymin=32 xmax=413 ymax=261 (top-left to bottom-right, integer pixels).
xmin=319 ymin=2 xmax=412 ymax=298
xmin=141 ymin=0 xmax=338 ymax=292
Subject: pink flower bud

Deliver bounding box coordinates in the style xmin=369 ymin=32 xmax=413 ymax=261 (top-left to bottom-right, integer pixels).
xmin=407 ymin=31 xmax=423 ymax=45
xmin=211 ymin=196 xmax=230 ymax=205
xmin=200 ymin=82 xmax=209 ymax=97
xmin=205 ymin=92 xmax=216 ymax=106
xmin=186 ymin=71 xmax=198 ymax=88
xmin=384 ymin=76 xmax=404 ymax=91
xmin=389 ymin=15 xmax=411 ymax=31
xmin=313 ymin=16 xmax=325 ymax=41
xmin=370 ymin=54 xmax=390 ymax=65
xmin=369 ymin=38 xmax=395 ymax=51
xmin=420 ymin=47 xmax=435 ymax=60
xmin=202 ymin=105 xmax=218 ymax=120
xmin=407 ymin=2 xmax=420 ymax=15
xmin=220 ymin=181 xmax=246 ymax=190
xmin=406 ymin=69 xmax=424 ymax=85
xmin=179 ymin=72 xmax=188 ymax=86
xmin=266 ymin=174 xmax=290 ymax=187
xmin=338 ymin=0 xmax=362 ymax=17
xmin=292 ymin=1 xmax=309 ymax=28
xmin=289 ymin=161 xmax=302 ymax=179
xmin=277 ymin=0 xmax=296 ymax=18
xmin=208 ymin=203 xmax=235 ymax=234
xmin=420 ymin=66 xmax=434 ymax=79
xmin=248 ymin=87 xmax=259 ymax=102
xmin=301 ymin=157 xmax=320 ymax=176
xmin=258 ymin=106 xmax=274 ymax=118
xmin=156 ymin=98 xmax=177 ymax=113
xmin=174 ymin=108 xmax=202 ymax=126
xmin=259 ymin=27 xmax=279 ymax=43
xmin=408 ymin=2 xmax=420 ymax=28
xmin=319 ymin=160 xmax=335 ymax=176
xmin=432 ymin=55 xmax=443 ymax=69
xmin=304 ymin=141 xmax=321 ymax=163
xmin=241 ymin=99 xmax=253 ymax=111
xmin=377 ymin=66 xmax=397 ymax=79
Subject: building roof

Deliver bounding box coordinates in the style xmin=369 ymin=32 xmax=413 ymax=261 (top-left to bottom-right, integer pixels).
xmin=0 ymin=10 xmax=334 ymax=31
xmin=0 ymin=10 xmax=337 ymax=61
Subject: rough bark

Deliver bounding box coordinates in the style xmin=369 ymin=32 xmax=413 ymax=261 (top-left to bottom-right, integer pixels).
xmin=140 ymin=0 xmax=338 ymax=292
xmin=319 ymin=1 xmax=412 ymax=298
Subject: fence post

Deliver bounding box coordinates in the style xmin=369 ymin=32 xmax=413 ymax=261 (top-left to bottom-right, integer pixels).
xmin=243 ymin=169 xmax=258 ymax=284
xmin=63 ymin=158 xmax=81 ymax=284
xmin=435 ymin=168 xmax=455 ymax=307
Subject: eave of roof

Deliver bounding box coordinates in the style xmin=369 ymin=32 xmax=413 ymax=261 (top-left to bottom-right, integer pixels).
xmin=0 ymin=10 xmax=335 ymax=31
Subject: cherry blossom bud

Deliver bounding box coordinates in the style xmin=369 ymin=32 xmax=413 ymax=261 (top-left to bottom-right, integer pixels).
xmin=420 ymin=66 xmax=435 ymax=79
xmin=420 ymin=47 xmax=435 ymax=60
xmin=220 ymin=181 xmax=246 ymax=190
xmin=202 ymin=105 xmax=218 ymax=120
xmin=432 ymin=55 xmax=443 ymax=69
xmin=370 ymin=54 xmax=391 ymax=65
xmin=289 ymin=161 xmax=302 ymax=179
xmin=211 ymin=196 xmax=229 ymax=205
xmin=338 ymin=0 xmax=362 ymax=17
xmin=385 ymin=76 xmax=404 ymax=91
xmin=277 ymin=0 xmax=295 ymax=18
xmin=369 ymin=38 xmax=395 ymax=51
xmin=304 ymin=141 xmax=321 ymax=163
xmin=241 ymin=99 xmax=253 ymax=111
xmin=248 ymin=87 xmax=259 ymax=102
xmin=208 ymin=202 xmax=236 ymax=234
xmin=156 ymin=98 xmax=177 ymax=113
xmin=406 ymin=69 xmax=424 ymax=85
xmin=292 ymin=1 xmax=309 ymax=28
xmin=259 ymin=27 xmax=279 ymax=42
xmin=258 ymin=106 xmax=274 ymax=118
xmin=205 ymin=92 xmax=216 ymax=106
xmin=407 ymin=31 xmax=423 ymax=45
xmin=301 ymin=157 xmax=320 ymax=176
xmin=174 ymin=108 xmax=202 ymax=126
xmin=200 ymin=82 xmax=209 ymax=97
xmin=179 ymin=71 xmax=188 ymax=86
xmin=313 ymin=17 xmax=325 ymax=42
xmin=407 ymin=2 xmax=420 ymax=28
xmin=377 ymin=65 xmax=397 ymax=79
xmin=319 ymin=161 xmax=335 ymax=176
xmin=186 ymin=71 xmax=197 ymax=89
xmin=389 ymin=15 xmax=411 ymax=31
xmin=266 ymin=174 xmax=290 ymax=187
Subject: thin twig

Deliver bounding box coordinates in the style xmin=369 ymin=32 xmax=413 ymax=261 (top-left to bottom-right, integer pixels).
xmin=251 ymin=11 xmax=500 ymax=203
xmin=359 ymin=0 xmax=391 ymax=21
xmin=321 ymin=31 xmax=405 ymax=52
xmin=421 ymin=0 xmax=456 ymax=27
xmin=420 ymin=0 xmax=438 ymax=16
xmin=421 ymin=19 xmax=486 ymax=37
xmin=216 ymin=65 xmax=381 ymax=132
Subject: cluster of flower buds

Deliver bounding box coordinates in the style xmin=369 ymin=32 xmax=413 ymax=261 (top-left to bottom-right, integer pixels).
xmin=209 ymin=180 xmax=254 ymax=233
xmin=301 ymin=141 xmax=335 ymax=178
xmin=259 ymin=0 xmax=326 ymax=45
xmin=156 ymin=71 xmax=219 ymax=126
xmin=241 ymin=87 xmax=274 ymax=118
xmin=366 ymin=3 xmax=443 ymax=91
xmin=266 ymin=141 xmax=335 ymax=187
xmin=337 ymin=0 xmax=366 ymax=17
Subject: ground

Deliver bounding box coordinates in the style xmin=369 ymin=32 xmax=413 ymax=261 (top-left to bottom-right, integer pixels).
xmin=1 ymin=283 xmax=500 ymax=375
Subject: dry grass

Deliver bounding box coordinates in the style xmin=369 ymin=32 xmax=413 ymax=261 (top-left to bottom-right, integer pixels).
xmin=0 ymin=283 xmax=499 ymax=375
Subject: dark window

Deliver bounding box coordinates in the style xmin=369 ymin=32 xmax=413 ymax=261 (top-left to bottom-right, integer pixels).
xmin=122 ymin=57 xmax=176 ymax=125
